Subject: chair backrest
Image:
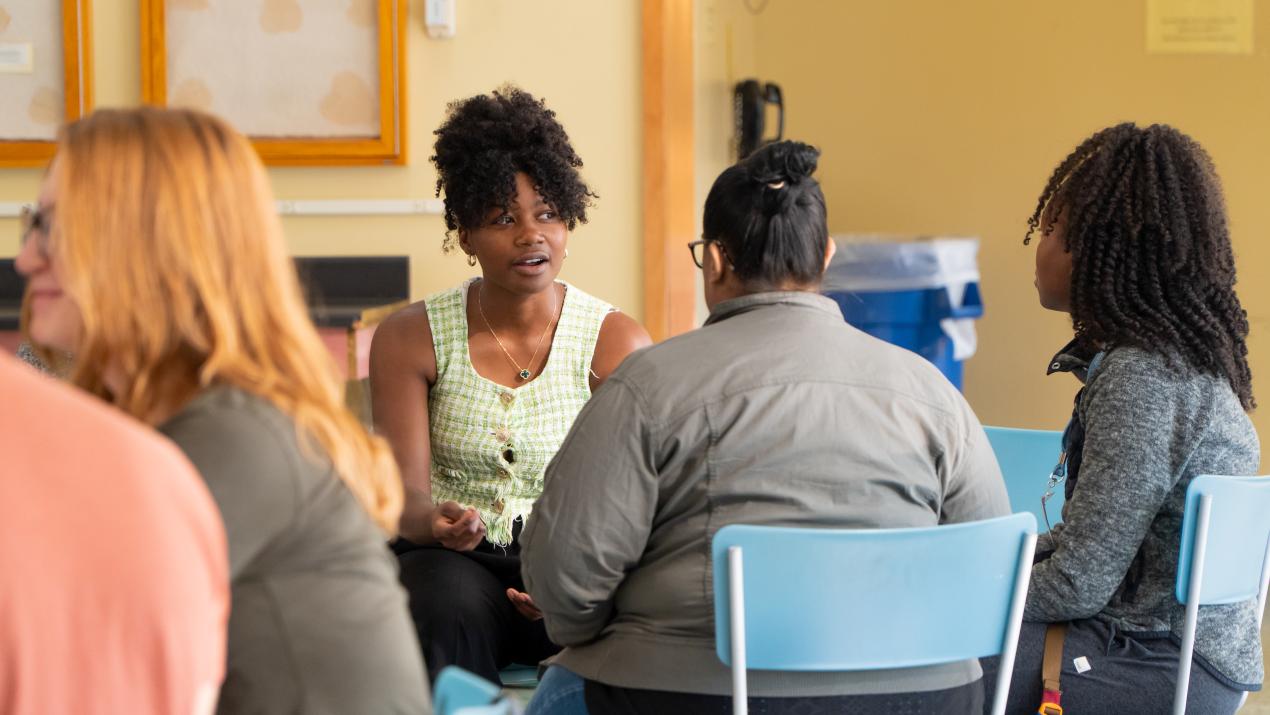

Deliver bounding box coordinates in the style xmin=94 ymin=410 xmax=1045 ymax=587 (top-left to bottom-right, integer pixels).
xmin=1176 ymin=475 xmax=1270 ymax=606
xmin=984 ymin=426 xmax=1064 ymax=533
xmin=1171 ymin=475 xmax=1270 ymax=715
xmin=433 ymin=666 xmax=501 ymax=715
xmin=711 ymin=513 xmax=1037 ymax=671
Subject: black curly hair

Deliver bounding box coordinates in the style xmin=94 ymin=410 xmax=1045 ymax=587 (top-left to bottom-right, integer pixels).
xmin=431 ymin=85 xmax=595 ymax=251
xmin=1026 ymin=123 xmax=1254 ymax=409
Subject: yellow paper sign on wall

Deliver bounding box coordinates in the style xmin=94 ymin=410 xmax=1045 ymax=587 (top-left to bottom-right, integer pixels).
xmin=1147 ymin=0 xmax=1254 ymax=55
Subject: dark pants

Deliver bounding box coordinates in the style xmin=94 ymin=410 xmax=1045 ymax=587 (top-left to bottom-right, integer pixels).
xmin=576 ymin=673 xmax=984 ymax=715
xmin=980 ymin=619 xmax=1246 ymax=715
xmin=395 ymin=536 xmax=559 ymax=684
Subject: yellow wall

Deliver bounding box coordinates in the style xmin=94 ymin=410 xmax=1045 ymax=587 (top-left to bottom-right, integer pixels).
xmin=739 ymin=0 xmax=1270 ymax=451
xmin=694 ymin=0 xmax=757 ymax=220
xmin=0 ymin=0 xmax=643 ymax=316
xmin=693 ymin=0 xmax=758 ymax=321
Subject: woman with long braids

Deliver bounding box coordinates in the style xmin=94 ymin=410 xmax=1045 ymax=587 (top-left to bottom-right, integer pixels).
xmin=980 ymin=123 xmax=1261 ymax=714
xmin=370 ymin=86 xmax=650 ymax=684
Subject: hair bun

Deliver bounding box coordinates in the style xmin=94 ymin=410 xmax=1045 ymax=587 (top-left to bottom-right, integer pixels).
xmin=745 ymin=140 xmax=820 ymax=187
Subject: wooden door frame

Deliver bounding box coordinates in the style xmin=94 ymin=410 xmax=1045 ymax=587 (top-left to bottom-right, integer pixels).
xmin=642 ymin=0 xmax=696 ymax=342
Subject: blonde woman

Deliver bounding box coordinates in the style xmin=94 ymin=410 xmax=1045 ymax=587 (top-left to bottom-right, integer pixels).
xmin=14 ymin=107 xmax=430 ymax=715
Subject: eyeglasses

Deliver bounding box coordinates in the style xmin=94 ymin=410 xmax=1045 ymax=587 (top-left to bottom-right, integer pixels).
xmin=688 ymin=238 xmax=732 ymax=270
xmin=19 ymin=204 xmax=52 ymax=260
xmin=688 ymin=239 xmax=708 ymax=269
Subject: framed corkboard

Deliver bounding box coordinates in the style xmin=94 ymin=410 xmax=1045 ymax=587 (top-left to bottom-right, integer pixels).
xmin=0 ymin=0 xmax=93 ymax=168
xmin=141 ymin=0 xmax=407 ymax=166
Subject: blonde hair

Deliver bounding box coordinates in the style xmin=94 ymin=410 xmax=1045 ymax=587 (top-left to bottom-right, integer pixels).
xmin=45 ymin=107 xmax=402 ymax=533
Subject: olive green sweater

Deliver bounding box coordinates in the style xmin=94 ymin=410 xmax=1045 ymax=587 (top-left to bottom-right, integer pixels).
xmin=161 ymin=387 xmax=430 ymax=714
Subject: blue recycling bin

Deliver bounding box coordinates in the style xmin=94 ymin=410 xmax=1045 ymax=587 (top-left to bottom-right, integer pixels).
xmin=823 ymin=238 xmax=983 ymax=390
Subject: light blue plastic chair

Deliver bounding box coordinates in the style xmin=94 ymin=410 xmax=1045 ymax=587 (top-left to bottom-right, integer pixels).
xmin=433 ymin=666 xmax=507 ymax=715
xmin=1173 ymin=475 xmax=1270 ymax=715
xmin=712 ymin=513 xmax=1037 ymax=715
xmin=984 ymin=426 xmax=1065 ymax=533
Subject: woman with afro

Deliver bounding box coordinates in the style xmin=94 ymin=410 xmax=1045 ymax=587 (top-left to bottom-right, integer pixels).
xmin=981 ymin=123 xmax=1260 ymax=713
xmin=370 ymin=86 xmax=650 ymax=684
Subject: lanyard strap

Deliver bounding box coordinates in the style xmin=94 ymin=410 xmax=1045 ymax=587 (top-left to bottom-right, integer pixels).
xmin=1038 ymin=622 xmax=1068 ymax=714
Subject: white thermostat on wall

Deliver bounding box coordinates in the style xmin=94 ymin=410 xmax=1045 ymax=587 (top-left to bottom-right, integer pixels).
xmin=425 ymin=0 xmax=456 ymax=39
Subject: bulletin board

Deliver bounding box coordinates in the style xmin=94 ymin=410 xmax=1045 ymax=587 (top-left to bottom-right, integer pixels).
xmin=141 ymin=0 xmax=407 ymax=166
xmin=1146 ymin=0 xmax=1254 ymax=55
xmin=0 ymin=0 xmax=93 ymax=168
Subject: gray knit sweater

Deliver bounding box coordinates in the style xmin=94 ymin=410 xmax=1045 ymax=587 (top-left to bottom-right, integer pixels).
xmin=1025 ymin=345 xmax=1263 ymax=688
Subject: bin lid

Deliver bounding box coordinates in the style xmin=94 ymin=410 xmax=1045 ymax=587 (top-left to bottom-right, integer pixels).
xmin=824 ymin=235 xmax=979 ymax=293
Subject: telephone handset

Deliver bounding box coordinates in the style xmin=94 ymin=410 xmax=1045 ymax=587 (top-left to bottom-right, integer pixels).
xmin=734 ymin=79 xmax=784 ymax=159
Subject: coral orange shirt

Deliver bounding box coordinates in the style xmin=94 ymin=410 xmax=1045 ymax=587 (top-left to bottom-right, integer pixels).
xmin=0 ymin=353 xmax=229 ymax=715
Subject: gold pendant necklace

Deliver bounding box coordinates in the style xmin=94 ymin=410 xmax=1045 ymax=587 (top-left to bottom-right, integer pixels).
xmin=477 ymin=285 xmax=560 ymax=381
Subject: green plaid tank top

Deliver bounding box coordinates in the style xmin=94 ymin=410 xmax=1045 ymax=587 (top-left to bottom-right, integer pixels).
xmin=426 ymin=279 xmax=614 ymax=546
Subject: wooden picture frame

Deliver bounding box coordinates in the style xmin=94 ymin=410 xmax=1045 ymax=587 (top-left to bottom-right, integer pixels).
xmin=0 ymin=0 xmax=94 ymax=168
xmin=140 ymin=0 xmax=407 ymax=166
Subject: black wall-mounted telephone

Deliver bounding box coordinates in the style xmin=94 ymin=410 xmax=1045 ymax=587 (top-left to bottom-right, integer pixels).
xmin=734 ymin=79 xmax=784 ymax=159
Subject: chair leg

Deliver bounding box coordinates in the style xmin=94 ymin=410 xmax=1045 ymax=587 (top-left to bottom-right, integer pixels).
xmin=729 ymin=546 xmax=748 ymax=715
xmin=1175 ymin=496 xmax=1212 ymax=715
xmin=1255 ymin=537 xmax=1270 ymax=630
xmin=992 ymin=533 xmax=1036 ymax=715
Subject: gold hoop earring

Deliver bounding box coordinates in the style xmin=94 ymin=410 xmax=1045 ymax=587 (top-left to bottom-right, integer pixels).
xmin=467 ymin=254 xmax=477 ymax=267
